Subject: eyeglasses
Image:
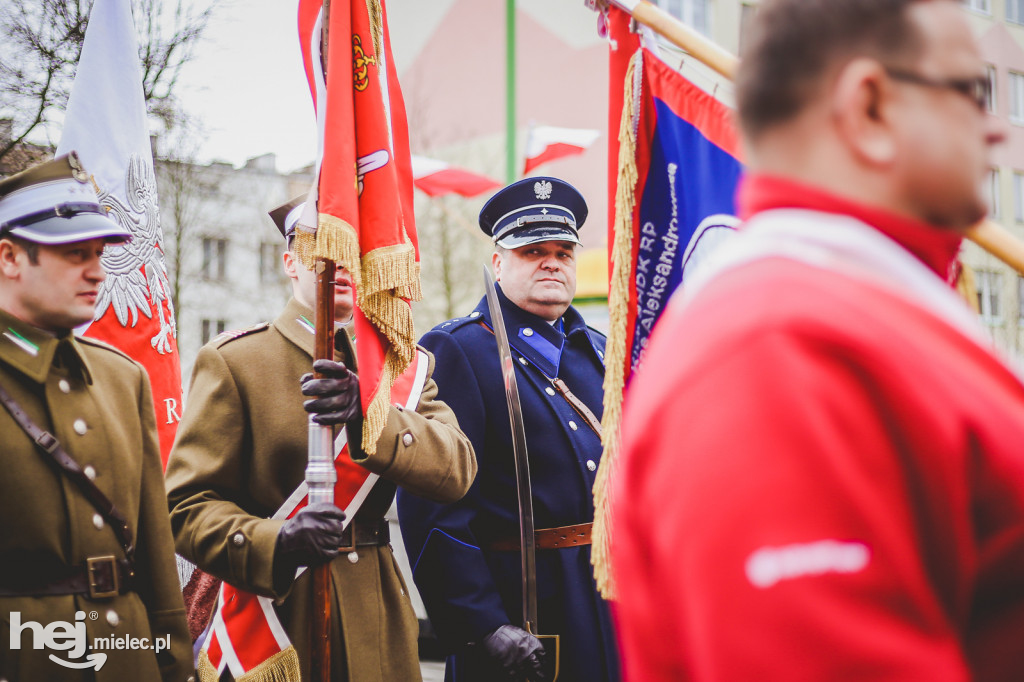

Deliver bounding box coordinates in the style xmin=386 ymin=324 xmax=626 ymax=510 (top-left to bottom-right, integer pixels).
xmin=885 ymin=68 xmax=991 ymax=112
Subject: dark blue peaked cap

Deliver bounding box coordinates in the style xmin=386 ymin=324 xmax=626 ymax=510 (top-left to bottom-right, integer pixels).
xmin=479 ymin=176 xmax=588 ymax=249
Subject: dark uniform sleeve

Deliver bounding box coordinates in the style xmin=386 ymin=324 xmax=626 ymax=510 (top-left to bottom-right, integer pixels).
xmin=347 ymin=349 xmax=476 ymax=504
xmin=165 ymin=345 xmax=285 ymax=598
xmin=132 ymin=369 xmax=193 ymax=681
xmin=397 ymin=330 xmax=512 ymax=647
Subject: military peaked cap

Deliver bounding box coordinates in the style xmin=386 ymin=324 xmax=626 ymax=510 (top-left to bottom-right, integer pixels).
xmin=269 ymin=195 xmax=306 ymax=241
xmin=479 ymin=176 xmax=587 ymax=249
xmin=0 ymin=152 xmax=132 ymax=244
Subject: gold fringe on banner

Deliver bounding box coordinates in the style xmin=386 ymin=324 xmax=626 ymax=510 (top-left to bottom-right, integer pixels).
xmin=314 ymin=214 xmax=362 ymax=284
xmin=292 ymin=228 xmax=319 ymax=273
xmin=357 ymin=240 xmax=422 ymax=453
xmin=361 ymin=241 xmax=422 ymax=301
xmin=366 ymin=0 xmax=384 ymax=64
xmin=591 ymin=49 xmax=643 ymax=601
xmin=198 ymin=645 xmax=302 ymax=682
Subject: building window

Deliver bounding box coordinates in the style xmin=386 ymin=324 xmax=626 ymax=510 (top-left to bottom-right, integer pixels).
xmin=977 ymin=270 xmax=1002 ymax=323
xmin=1010 ymin=71 xmax=1024 ymax=123
xmin=202 ymin=237 xmax=228 ymax=281
xmin=1018 ymin=276 xmax=1024 ymax=324
xmin=989 ymin=168 xmax=1001 ymax=219
xmin=739 ymin=3 xmax=758 ymax=51
xmin=961 ymin=0 xmax=991 ymax=13
xmin=201 ymin=318 xmax=226 ymax=345
xmin=657 ymin=0 xmax=709 ymax=35
xmin=985 ymin=64 xmax=997 ymax=113
xmin=1009 ymin=0 xmax=1024 ymax=23
xmin=260 ymin=242 xmax=281 ymax=282
xmin=1014 ymin=171 xmax=1024 ymax=222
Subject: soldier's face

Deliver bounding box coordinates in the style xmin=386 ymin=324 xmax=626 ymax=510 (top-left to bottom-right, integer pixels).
xmin=0 ymin=238 xmax=107 ymax=332
xmin=283 ymin=249 xmax=355 ymax=322
xmin=493 ymin=240 xmax=577 ymax=321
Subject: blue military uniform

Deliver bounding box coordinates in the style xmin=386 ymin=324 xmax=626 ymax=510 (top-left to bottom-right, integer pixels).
xmin=398 ymin=284 xmax=618 ymax=681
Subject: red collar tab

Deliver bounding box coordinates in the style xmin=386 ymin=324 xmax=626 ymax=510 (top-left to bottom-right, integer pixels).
xmin=737 ymin=174 xmax=963 ymax=279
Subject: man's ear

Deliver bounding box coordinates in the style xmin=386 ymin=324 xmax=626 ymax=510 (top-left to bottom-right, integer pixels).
xmin=0 ymin=239 xmax=22 ymax=279
xmin=832 ymin=58 xmax=897 ymax=167
xmin=491 ymin=250 xmax=502 ymax=281
xmin=282 ymin=249 xmax=298 ymax=281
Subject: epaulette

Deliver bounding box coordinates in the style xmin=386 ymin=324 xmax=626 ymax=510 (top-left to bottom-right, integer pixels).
xmin=76 ymin=335 xmax=136 ymax=363
xmin=212 ymin=322 xmax=270 ymax=347
xmin=432 ymin=311 xmax=485 ymax=334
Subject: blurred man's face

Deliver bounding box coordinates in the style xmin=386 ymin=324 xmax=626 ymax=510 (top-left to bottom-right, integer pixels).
xmin=493 ymin=240 xmax=577 ymax=321
xmin=0 ymin=237 xmax=108 ymax=331
xmin=887 ymin=0 xmax=1006 ymax=229
xmin=283 ymin=249 xmax=355 ymax=323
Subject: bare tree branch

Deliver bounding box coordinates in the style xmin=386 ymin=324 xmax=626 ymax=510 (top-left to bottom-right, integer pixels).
xmin=0 ymin=0 xmax=215 ymax=171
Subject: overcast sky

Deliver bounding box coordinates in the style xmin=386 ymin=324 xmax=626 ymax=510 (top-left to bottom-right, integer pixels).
xmin=174 ymin=0 xmax=318 ymax=173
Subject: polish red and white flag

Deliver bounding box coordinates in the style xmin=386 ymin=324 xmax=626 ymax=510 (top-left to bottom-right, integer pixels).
xmin=523 ymin=125 xmax=601 ymax=174
xmin=411 ymin=156 xmax=501 ymax=197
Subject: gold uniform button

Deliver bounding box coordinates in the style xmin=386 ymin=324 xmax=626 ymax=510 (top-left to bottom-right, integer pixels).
xmin=58 ymin=379 xmax=71 ymax=394
xmin=73 ymin=419 xmax=87 ymax=435
xmin=92 ymin=513 xmax=104 ymax=530
xmin=84 ymin=465 xmax=97 ymax=481
xmin=232 ymin=533 xmax=245 ymax=546
xmin=568 ymin=420 xmax=578 ymax=431
xmin=105 ymin=610 xmax=119 ymax=627
xmin=402 ymin=433 xmax=414 ymax=446
xmin=545 ymin=387 xmax=556 ymax=396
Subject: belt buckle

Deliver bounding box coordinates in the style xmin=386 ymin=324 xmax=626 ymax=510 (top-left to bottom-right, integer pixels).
xmin=86 ymin=555 xmax=119 ymax=599
xmin=338 ymin=523 xmax=358 ymax=554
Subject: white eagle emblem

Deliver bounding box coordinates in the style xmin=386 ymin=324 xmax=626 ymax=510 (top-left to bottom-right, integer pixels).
xmin=93 ymin=154 xmax=176 ymax=354
xmin=534 ymin=180 xmax=553 ymax=200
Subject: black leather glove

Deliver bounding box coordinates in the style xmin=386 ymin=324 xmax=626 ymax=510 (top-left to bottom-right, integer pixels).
xmin=274 ymin=502 xmax=346 ymax=572
xmin=480 ymin=624 xmax=547 ymax=681
xmin=300 ymin=359 xmax=361 ymax=426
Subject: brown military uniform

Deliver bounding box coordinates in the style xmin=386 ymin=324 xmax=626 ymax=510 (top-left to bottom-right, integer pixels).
xmin=165 ymin=297 xmax=476 ymax=681
xmin=0 ymin=307 xmax=193 ymax=681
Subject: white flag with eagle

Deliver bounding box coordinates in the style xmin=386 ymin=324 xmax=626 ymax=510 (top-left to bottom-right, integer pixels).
xmin=56 ymin=0 xmax=182 ymax=466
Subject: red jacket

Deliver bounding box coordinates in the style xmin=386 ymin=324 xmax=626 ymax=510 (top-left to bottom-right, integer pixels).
xmin=613 ymin=181 xmax=1024 ymax=681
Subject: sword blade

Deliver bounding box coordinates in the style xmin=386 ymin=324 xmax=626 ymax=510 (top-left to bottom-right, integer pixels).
xmin=483 ymin=266 xmax=540 ymax=633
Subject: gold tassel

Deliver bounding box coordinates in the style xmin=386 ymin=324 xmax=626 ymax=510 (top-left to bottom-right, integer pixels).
xmin=356 ymin=243 xmax=421 ymax=453
xmin=198 ymin=645 xmax=303 ymax=682
xmin=955 ymin=261 xmax=980 ymax=314
xmin=366 ymin=0 xmax=384 ymax=64
xmin=360 ymin=242 xmax=420 ymax=299
xmin=292 ymin=229 xmax=319 ymax=272
xmin=591 ymin=49 xmax=643 ymax=601
xmin=315 ymin=214 xmax=362 ymax=287
xmin=197 ymin=648 xmax=217 ymax=682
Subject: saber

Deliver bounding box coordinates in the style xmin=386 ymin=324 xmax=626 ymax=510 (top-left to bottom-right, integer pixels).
xmin=483 ymin=266 xmax=560 ymax=681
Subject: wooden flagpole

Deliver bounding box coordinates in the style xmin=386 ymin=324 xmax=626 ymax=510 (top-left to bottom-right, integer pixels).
xmin=605 ymin=0 xmax=1024 ymax=277
xmin=310 ymin=2 xmax=334 ymax=680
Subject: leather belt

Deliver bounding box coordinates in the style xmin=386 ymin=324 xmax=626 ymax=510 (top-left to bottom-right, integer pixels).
xmin=489 ymin=522 xmax=592 ymax=551
xmin=337 ymin=518 xmax=390 ymax=552
xmin=0 ymin=555 xmax=134 ymax=600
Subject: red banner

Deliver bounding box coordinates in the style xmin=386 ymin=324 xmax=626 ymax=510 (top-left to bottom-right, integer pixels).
xmin=297 ymin=0 xmax=420 ymax=452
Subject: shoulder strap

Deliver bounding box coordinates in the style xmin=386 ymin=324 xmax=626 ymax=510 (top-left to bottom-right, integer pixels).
xmin=478 ymin=320 xmax=603 ymax=437
xmin=0 ymin=381 xmax=135 ymax=563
